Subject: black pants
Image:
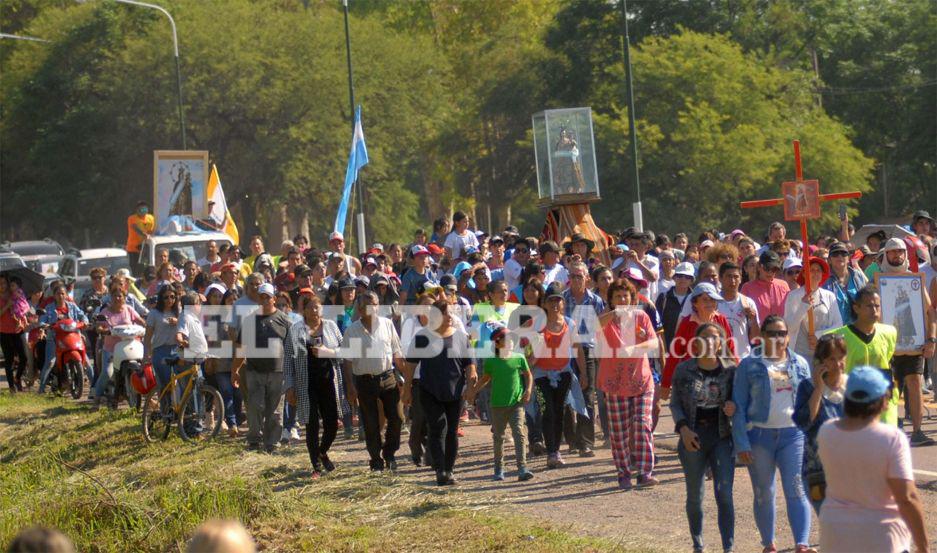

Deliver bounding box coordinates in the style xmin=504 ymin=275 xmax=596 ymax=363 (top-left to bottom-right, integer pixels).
xmin=564 ymin=352 xmax=597 ymax=449
xmin=128 ymin=252 xmax=143 ymax=278
xmin=354 ymin=372 xmax=402 ymax=469
xmin=420 ymin=387 xmax=461 ymax=474
xmin=408 ymin=378 xmax=431 ymax=464
xmin=1 ymin=332 xmax=26 ymax=391
xmin=535 ymin=372 xmax=572 ymax=454
xmin=306 ymin=368 xmax=339 ymax=468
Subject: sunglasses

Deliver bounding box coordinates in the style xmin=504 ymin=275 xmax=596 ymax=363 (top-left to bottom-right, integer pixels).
xmin=764 ymin=329 xmax=788 ymax=338
xmin=514 ymin=249 xmax=529 ymax=254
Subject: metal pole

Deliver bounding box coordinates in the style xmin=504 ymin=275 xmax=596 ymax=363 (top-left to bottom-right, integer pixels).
xmin=343 ymin=0 xmax=366 ymax=252
xmin=0 ymin=33 xmax=50 ymax=43
xmin=620 ymin=0 xmax=642 ymax=229
xmin=112 ymin=0 xmax=186 ymax=149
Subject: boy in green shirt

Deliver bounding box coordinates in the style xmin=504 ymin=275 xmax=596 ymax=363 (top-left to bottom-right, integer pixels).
xmin=470 ymin=325 xmax=535 ymax=482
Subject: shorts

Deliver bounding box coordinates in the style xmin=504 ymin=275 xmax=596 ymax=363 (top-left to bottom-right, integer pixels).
xmin=891 ymin=355 xmax=924 ymax=381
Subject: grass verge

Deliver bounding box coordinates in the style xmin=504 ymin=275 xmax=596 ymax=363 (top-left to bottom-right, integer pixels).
xmin=0 ymin=393 xmax=642 ymax=552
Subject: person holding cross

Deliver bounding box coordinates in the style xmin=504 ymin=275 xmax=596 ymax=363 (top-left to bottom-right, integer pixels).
xmin=126 ymin=201 xmax=155 ymax=277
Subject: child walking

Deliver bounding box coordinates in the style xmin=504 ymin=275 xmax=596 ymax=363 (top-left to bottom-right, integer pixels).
xmin=470 ymin=324 xmax=535 ymax=481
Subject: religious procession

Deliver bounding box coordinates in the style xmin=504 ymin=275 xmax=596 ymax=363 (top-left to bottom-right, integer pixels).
xmin=1 ymin=1 xmax=934 ymax=552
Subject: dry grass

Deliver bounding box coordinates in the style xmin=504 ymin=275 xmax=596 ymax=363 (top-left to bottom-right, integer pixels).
xmin=0 ymin=393 xmax=639 ymax=552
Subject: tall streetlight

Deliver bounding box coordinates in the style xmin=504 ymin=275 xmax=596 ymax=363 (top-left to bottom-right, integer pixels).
xmin=342 ymin=0 xmax=366 ymax=252
xmin=0 ymin=33 xmax=50 ymax=43
xmin=620 ymin=0 xmax=642 ymax=230
xmin=79 ymin=0 xmax=187 ymax=149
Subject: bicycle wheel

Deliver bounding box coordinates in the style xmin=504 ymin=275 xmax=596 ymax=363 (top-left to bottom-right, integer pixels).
xmin=141 ymin=390 xmax=172 ymax=442
xmin=178 ymin=385 xmax=224 ymax=441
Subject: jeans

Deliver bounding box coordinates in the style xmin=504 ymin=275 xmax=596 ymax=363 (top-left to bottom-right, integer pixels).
xmin=306 ymin=367 xmax=339 ymax=468
xmin=563 ymin=352 xmax=597 ymax=450
xmin=214 ymin=371 xmax=244 ymax=427
xmin=746 ymin=426 xmax=811 ymax=547
xmin=491 ymin=404 xmax=527 ymax=470
xmin=1 ymin=331 xmax=26 ymax=391
xmin=420 ymin=387 xmax=461 ymax=475
xmin=678 ymin=421 xmax=735 ymax=552
xmin=526 ymin=391 xmax=544 ymax=447
xmin=535 ymin=372 xmax=572 ymax=455
xmin=151 ymin=344 xmax=176 ymax=390
xmin=245 ymin=370 xmax=283 ymax=450
xmin=283 ymin=402 xmax=296 ymax=432
xmin=93 ymin=350 xmax=114 ymax=398
xmin=596 ymin=389 xmax=610 ymax=440
xmin=37 ymin=336 xmax=57 ymax=392
xmin=354 ymin=372 xmax=402 ymax=468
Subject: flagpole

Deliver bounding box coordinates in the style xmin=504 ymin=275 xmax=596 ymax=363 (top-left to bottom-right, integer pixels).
xmin=342 ymin=0 xmax=366 ymax=254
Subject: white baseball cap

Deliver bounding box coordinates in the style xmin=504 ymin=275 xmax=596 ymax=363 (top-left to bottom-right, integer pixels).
xmin=674 ymin=262 xmax=696 ymax=278
xmin=782 ymin=257 xmax=803 ymax=271
xmin=257 ymin=283 xmax=276 ymax=297
xmin=329 ymin=231 xmax=344 ymax=242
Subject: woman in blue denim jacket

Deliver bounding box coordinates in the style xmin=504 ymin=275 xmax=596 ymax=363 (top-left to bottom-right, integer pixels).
xmin=732 ymin=315 xmax=815 ymax=553
xmin=671 ymin=323 xmax=737 ymax=553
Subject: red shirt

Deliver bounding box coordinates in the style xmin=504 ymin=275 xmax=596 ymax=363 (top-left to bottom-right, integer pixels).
xmin=596 ymin=310 xmax=656 ymax=397
xmin=662 ymin=313 xmax=736 ymax=388
xmin=533 ymin=319 xmax=574 ymax=371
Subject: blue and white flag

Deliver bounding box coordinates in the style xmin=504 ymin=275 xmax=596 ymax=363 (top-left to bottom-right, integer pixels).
xmin=334 ymin=105 xmax=369 ymax=234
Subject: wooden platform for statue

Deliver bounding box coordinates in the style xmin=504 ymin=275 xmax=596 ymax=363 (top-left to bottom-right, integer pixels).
xmin=536 ymin=193 xmax=601 ymax=208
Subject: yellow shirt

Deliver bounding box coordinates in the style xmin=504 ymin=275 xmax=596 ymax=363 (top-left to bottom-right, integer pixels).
xmin=125 ymin=213 xmax=155 ymax=253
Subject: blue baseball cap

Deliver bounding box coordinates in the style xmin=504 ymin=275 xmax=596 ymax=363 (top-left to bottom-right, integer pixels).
xmin=690 ymin=282 xmax=724 ymax=302
xmin=845 ymin=366 xmax=891 ymax=403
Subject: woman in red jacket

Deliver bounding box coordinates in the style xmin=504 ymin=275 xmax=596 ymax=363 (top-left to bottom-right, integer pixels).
xmin=662 ymin=283 xmax=736 ymax=393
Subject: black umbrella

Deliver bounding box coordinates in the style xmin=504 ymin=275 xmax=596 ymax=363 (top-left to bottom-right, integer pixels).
xmin=1 ymin=266 xmax=46 ymax=296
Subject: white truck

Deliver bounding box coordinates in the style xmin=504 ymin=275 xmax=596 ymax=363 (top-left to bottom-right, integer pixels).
xmin=137 ymin=232 xmax=234 ymax=270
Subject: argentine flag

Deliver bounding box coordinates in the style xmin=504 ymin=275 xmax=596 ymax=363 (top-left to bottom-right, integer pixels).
xmin=334 ymin=105 xmax=369 ymax=234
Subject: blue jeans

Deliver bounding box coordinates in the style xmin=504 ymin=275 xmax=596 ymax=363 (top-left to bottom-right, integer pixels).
xmin=678 ymin=421 xmax=735 ymax=552
xmin=283 ymin=402 xmax=296 ymax=431
xmin=93 ymin=350 xmax=114 ymax=398
xmin=746 ymin=426 xmax=811 ymax=547
xmin=37 ymin=338 xmax=57 ymax=393
xmin=214 ymin=371 xmax=244 ymax=427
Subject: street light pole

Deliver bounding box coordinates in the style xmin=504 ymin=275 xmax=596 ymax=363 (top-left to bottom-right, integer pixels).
xmin=111 ymin=0 xmax=187 ymax=150
xmin=620 ymin=0 xmax=642 ymax=230
xmin=342 ymin=0 xmax=366 ymax=252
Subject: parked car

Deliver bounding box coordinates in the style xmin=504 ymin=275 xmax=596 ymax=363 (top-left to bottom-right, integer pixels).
xmin=137 ymin=232 xmax=233 ymax=270
xmin=0 ymin=249 xmax=26 ymax=272
xmin=3 ymin=239 xmax=65 ymax=275
xmin=59 ymin=248 xmax=130 ymax=297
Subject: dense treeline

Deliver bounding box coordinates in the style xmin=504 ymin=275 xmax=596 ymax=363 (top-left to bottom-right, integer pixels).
xmin=1 ymin=0 xmax=933 ymax=247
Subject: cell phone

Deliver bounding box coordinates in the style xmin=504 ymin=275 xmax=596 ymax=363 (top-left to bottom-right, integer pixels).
xmin=838 ymin=204 xmax=847 ymax=221
xmin=312 ymin=336 xmax=323 ymax=347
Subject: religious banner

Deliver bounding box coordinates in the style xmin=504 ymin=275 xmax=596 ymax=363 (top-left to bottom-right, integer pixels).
xmin=153 ymin=150 xmax=209 ymax=233
xmin=875 ymin=272 xmax=928 ymax=354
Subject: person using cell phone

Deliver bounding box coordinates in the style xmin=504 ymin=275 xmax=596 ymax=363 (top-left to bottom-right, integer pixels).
xmin=670 ymin=323 xmax=738 ymax=553
xmin=792 ymin=333 xmax=847 ymax=514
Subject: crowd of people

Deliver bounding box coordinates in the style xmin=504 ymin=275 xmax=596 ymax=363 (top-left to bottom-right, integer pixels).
xmin=1 ymin=206 xmax=936 ymax=553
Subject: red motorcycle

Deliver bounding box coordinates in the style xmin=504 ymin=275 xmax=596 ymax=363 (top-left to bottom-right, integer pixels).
xmin=41 ymin=317 xmax=88 ymax=399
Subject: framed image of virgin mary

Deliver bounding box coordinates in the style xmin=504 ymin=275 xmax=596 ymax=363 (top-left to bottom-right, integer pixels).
xmin=153 ymin=150 xmax=209 ymax=232
xmin=875 ymin=272 xmax=928 ymax=354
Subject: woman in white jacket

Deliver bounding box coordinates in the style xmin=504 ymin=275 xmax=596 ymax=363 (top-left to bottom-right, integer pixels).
xmin=784 ymin=257 xmax=842 ymax=359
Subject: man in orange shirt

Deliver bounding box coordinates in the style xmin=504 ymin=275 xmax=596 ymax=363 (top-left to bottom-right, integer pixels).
xmin=126 ymin=201 xmax=155 ymax=276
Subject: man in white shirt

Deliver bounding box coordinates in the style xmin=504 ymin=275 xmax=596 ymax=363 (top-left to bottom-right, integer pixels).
xmin=717 ymin=262 xmax=759 ymax=358
xmin=502 ymin=238 xmax=530 ymax=290
xmin=539 ymin=241 xmax=569 ymax=287
xmin=443 ymin=211 xmax=479 ymax=262
xmin=341 ymin=291 xmax=406 ymax=471
xmin=624 ymin=231 xmax=660 ymax=300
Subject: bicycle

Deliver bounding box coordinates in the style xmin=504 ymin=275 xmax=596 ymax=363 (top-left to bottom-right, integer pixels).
xmin=141 ymin=355 xmax=224 ymax=442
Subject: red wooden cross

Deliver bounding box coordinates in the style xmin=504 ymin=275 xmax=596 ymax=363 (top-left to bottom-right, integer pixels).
xmin=740 ymin=140 xmax=863 ymax=335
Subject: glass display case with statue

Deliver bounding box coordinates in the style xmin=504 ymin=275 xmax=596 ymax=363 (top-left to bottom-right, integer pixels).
xmin=532 ymin=107 xmax=600 ymax=205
